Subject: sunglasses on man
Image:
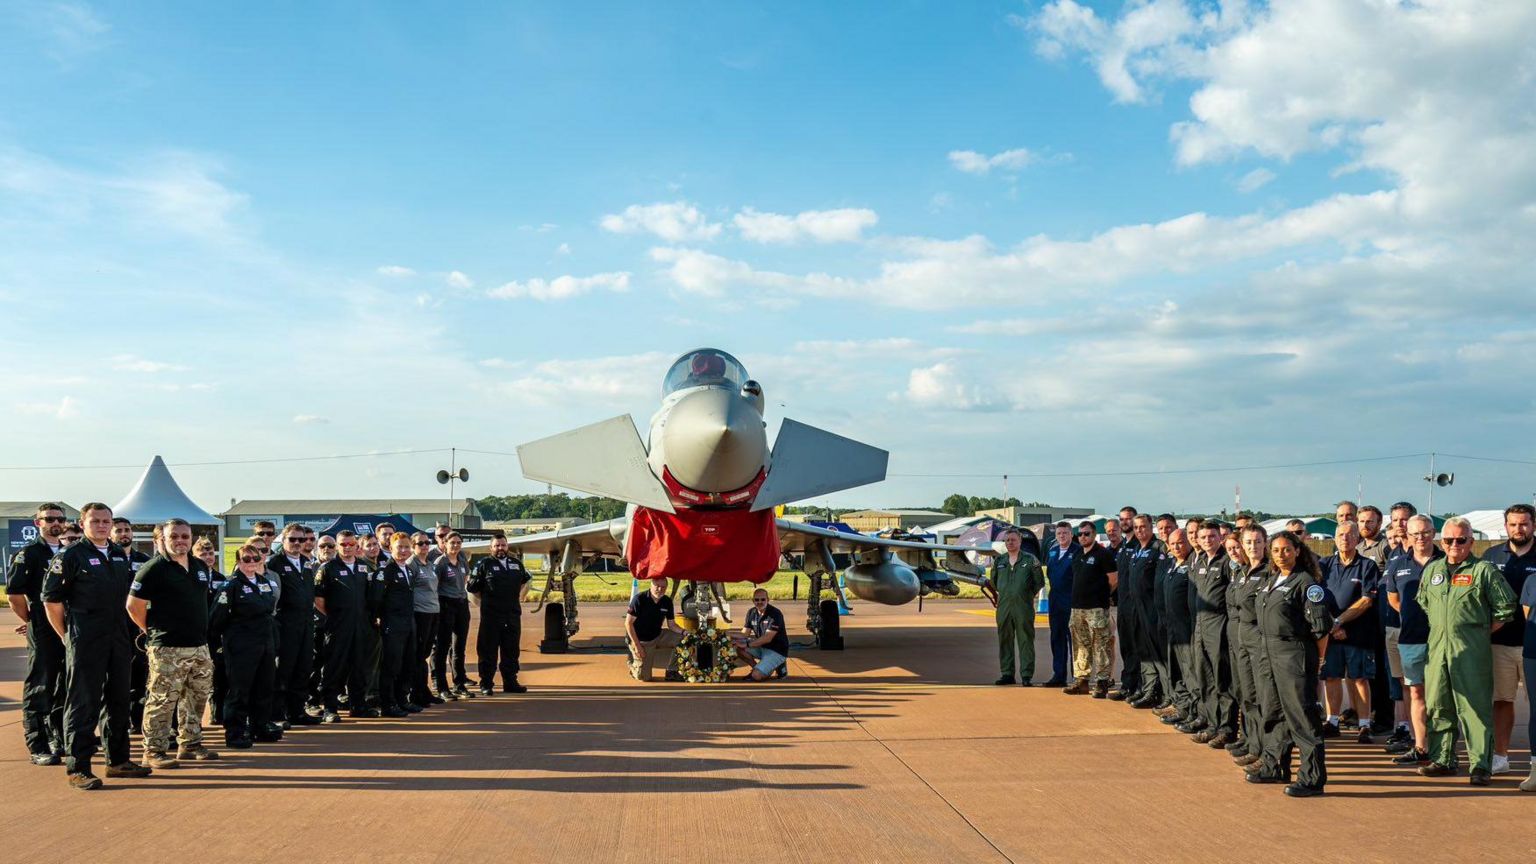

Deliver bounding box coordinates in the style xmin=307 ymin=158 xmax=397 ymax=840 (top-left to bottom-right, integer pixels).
xmin=1442 ymin=537 xmax=1470 ymax=546
xmin=239 ymin=556 xmax=263 ymax=564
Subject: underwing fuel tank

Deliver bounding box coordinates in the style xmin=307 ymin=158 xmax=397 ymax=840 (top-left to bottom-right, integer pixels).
xmin=843 ymin=560 xmax=921 ymax=605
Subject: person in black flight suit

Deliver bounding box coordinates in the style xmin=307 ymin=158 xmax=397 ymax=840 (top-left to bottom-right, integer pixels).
xmin=1247 ymin=531 xmax=1335 ymax=798
xmin=268 ymin=524 xmax=320 ymax=726
xmin=1157 ymin=529 xmax=1200 ymax=729
xmin=316 ymin=531 xmax=372 ymax=722
xmin=1189 ymin=523 xmax=1238 ymax=748
xmin=1126 ymin=514 xmax=1168 ymax=708
xmin=210 ymin=544 xmax=281 ymax=749
xmin=111 ymin=517 xmax=152 ymax=733
xmin=468 ymin=533 xmax=531 ymax=695
xmin=42 ymin=502 xmax=152 ymax=790
xmin=371 ymin=534 xmax=421 ymax=717
xmin=6 ymin=503 xmax=71 ymax=765
xmin=1107 ymin=515 xmax=1139 ymax=700
xmin=1230 ymin=526 xmax=1272 ymax=767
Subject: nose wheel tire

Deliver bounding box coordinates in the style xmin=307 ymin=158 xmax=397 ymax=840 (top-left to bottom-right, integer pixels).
xmin=539 ymin=603 xmax=568 ymax=653
xmin=816 ymin=599 xmax=843 ymax=650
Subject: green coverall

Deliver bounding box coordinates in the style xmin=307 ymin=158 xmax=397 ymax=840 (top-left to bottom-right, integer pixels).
xmin=993 ymin=553 xmax=1045 ymax=682
xmin=1416 ymin=555 xmax=1517 ymax=773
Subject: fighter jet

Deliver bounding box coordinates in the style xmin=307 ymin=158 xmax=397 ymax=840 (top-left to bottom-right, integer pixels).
xmin=499 ymin=347 xmax=998 ymax=651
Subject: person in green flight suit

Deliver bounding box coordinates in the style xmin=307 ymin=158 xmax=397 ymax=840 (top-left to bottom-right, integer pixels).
xmin=1416 ymin=515 xmax=1517 ymax=786
xmin=990 ymin=528 xmax=1046 ymax=686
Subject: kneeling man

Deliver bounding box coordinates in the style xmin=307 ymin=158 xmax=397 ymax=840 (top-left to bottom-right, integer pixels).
xmin=626 ymin=577 xmax=685 ymax=682
xmin=736 ymin=589 xmax=789 ymax=681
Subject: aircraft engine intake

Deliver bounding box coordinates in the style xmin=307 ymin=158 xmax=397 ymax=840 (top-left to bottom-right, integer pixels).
xmin=843 ymin=559 xmax=921 ymax=605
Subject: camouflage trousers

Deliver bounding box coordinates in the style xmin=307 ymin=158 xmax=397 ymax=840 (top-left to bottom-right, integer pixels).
xmin=1069 ymin=608 xmax=1114 ymax=684
xmin=143 ymin=645 xmax=214 ymax=753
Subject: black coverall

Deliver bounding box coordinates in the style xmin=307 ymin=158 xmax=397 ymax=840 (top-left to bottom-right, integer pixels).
xmin=42 ymin=542 xmax=135 ymax=776
xmin=1127 ymin=540 xmax=1167 ymax=701
xmin=267 ymin=552 xmax=316 ymax=722
xmin=210 ymin=572 xmax=277 ymax=743
xmin=369 ymin=559 xmax=417 ymax=711
xmin=1159 ymin=555 xmax=1199 ymax=719
xmin=468 ymin=556 xmax=529 ymax=690
xmin=1191 ymin=550 xmax=1237 ymax=736
xmin=125 ymin=549 xmax=151 ymax=732
xmin=1232 ymin=561 xmax=1271 ymax=759
xmin=1114 ymin=541 xmax=1139 ymax=694
xmin=1253 ymin=570 xmax=1334 ymax=788
xmin=317 ymin=558 xmax=369 ymax=712
xmin=6 ymin=539 xmax=67 ymax=757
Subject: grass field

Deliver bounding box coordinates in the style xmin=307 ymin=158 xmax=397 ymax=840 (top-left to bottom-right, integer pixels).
xmin=521 ymin=569 xmax=995 ymax=603
xmin=1 ymin=570 xmax=992 ymax=609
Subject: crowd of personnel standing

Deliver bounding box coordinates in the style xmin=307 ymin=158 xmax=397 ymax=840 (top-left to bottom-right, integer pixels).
xmin=6 ymin=504 xmax=531 ymax=791
xmin=988 ymin=502 xmax=1535 ymax=797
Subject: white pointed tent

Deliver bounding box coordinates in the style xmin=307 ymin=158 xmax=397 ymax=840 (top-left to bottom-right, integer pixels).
xmin=112 ymin=455 xmax=220 ymax=528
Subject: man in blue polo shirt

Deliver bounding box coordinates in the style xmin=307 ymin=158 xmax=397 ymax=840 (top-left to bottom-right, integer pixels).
xmin=1320 ymin=522 xmax=1382 ymax=742
xmin=1481 ymin=503 xmax=1536 ymax=778
xmin=1043 ymin=522 xmax=1077 ymax=687
xmin=1384 ymin=515 xmax=1442 ymax=766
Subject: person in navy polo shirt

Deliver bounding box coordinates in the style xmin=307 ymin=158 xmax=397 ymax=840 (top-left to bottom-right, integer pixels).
xmin=1319 ymin=522 xmax=1382 ymax=742
xmin=1482 ymin=503 xmax=1536 ymax=778
xmin=1384 ymin=515 xmax=1443 ymax=767
xmin=1043 ymin=521 xmax=1077 ymax=687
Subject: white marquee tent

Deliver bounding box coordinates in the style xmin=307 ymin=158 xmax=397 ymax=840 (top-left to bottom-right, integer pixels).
xmin=112 ymin=455 xmax=220 ymax=530
xmin=1458 ymin=509 xmax=1508 ymax=541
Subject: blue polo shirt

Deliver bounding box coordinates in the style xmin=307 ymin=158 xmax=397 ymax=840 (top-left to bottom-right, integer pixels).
xmin=1046 ymin=543 xmax=1077 ymax=611
xmin=1385 ymin=549 xmax=1443 ymax=645
xmin=1481 ymin=542 xmax=1535 ymax=653
xmin=1320 ymin=553 xmax=1381 ymax=646
xmin=1379 ymin=547 xmax=1405 ymax=629
xmin=1521 ymin=576 xmax=1536 ymax=660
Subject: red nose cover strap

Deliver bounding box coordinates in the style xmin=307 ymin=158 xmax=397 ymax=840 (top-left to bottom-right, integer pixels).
xmin=626 ymin=506 xmax=780 ymax=584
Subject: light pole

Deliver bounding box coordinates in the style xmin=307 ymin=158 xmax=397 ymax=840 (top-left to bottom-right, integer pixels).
xmin=436 ymin=447 xmax=469 ymax=528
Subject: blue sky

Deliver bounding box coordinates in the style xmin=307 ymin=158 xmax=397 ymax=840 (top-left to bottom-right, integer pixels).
xmin=2 ymin=1 xmax=1533 ymax=517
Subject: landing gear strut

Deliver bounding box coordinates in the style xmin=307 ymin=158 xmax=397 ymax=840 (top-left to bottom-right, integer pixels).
xmin=538 ymin=543 xmax=583 ymax=654
xmin=802 ymin=541 xmax=843 ymax=650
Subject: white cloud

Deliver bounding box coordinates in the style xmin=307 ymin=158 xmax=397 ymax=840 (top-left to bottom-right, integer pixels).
xmin=1236 ymin=168 xmax=1275 ymax=193
xmin=445 ymin=270 xmax=474 ymax=289
xmin=948 ymin=148 xmax=1037 ymax=175
xmin=902 ymin=363 xmax=1000 ymax=412
xmin=651 ymin=189 xmax=1401 ymax=308
xmin=1024 ymin=0 xmax=1212 ymax=103
xmin=292 ymin=414 xmax=329 ymax=425
xmin=110 ymin=354 xmax=185 ymax=373
xmin=31 ymin=3 xmax=110 ymax=64
xmin=14 ymin=396 xmax=80 ymax=419
xmin=600 ymin=201 xmax=722 ymax=242
xmin=0 ymin=146 xmax=250 ymax=245
xmin=555 ymin=242 xmax=571 ymax=256
xmin=733 ymin=207 xmax=878 ymax=244
xmin=494 ymin=352 xmax=672 ymax=406
xmin=487 ymin=271 xmax=631 ymax=301
xmin=377 ymin=265 xmax=415 ymax=277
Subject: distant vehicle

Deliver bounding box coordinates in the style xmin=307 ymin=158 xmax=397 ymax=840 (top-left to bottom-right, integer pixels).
xmin=495 ymin=347 xmax=997 ymax=651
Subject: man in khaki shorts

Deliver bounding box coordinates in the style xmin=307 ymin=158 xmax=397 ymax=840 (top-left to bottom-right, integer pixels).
xmin=625 ymin=577 xmax=685 ymax=682
xmin=1481 ymin=504 xmax=1535 ymax=777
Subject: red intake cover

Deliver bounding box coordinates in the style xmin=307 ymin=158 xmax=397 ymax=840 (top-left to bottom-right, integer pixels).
xmin=625 ymin=505 xmax=780 ymax=584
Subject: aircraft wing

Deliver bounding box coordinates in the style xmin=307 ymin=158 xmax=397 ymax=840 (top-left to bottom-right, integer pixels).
xmin=775 ymin=519 xmax=998 ymax=578
xmin=462 ymin=518 xmax=625 ymax=558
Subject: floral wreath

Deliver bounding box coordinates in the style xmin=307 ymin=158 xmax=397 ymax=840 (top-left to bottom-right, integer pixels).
xmin=674 ymin=624 xmax=737 ymax=683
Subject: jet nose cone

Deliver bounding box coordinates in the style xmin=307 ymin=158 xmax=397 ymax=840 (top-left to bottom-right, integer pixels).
xmin=660 ymin=388 xmax=767 ymax=493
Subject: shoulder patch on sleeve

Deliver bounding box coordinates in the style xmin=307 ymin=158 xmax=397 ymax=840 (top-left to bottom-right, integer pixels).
xmin=1306 ymin=584 xmax=1325 ymax=603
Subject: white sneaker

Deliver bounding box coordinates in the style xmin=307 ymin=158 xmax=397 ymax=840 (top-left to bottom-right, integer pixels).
xmin=1490 ymin=754 xmax=1511 ymax=775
